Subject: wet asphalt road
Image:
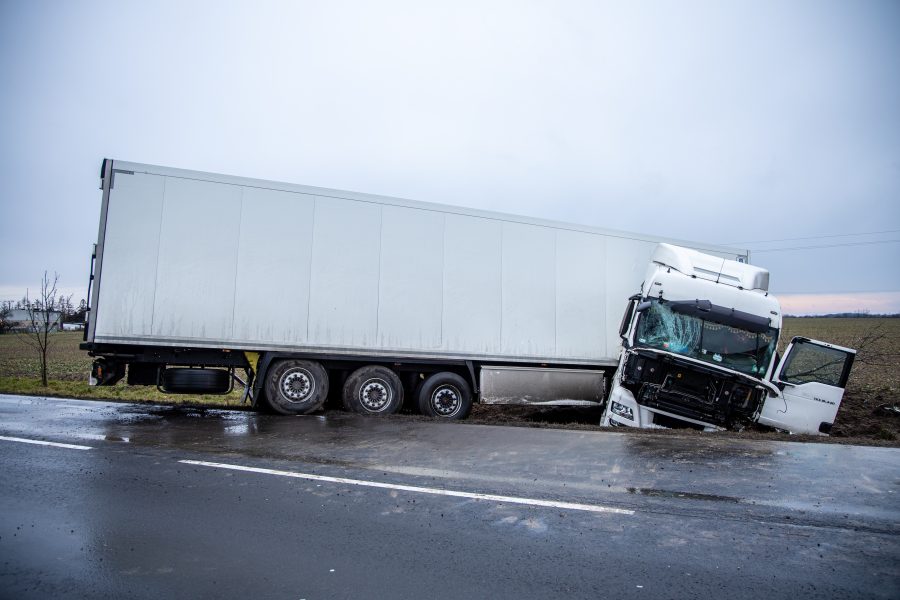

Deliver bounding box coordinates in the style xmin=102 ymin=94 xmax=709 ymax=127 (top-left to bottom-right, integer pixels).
xmin=0 ymin=394 xmax=898 ymax=599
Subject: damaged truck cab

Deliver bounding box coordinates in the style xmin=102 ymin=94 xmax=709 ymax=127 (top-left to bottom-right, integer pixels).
xmin=601 ymin=244 xmax=855 ymax=435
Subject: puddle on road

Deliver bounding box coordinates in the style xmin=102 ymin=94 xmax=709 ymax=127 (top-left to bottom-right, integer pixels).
xmin=626 ymin=487 xmax=742 ymax=503
xmin=75 ymin=433 xmax=131 ymax=443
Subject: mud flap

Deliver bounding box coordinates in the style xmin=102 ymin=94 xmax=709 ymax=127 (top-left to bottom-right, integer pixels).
xmin=90 ymin=358 xmax=125 ymax=386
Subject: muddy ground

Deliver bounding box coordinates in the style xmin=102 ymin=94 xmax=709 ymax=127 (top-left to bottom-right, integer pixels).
xmin=460 ymin=398 xmax=900 ymax=447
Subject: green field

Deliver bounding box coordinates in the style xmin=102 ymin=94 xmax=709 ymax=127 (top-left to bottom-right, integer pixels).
xmin=0 ymin=319 xmax=898 ymax=442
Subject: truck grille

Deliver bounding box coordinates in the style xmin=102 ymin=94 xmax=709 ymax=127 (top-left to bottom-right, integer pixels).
xmin=624 ymin=350 xmax=762 ymax=427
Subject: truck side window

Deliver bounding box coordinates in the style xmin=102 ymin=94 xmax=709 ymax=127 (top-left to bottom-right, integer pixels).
xmin=781 ymin=342 xmax=847 ymax=387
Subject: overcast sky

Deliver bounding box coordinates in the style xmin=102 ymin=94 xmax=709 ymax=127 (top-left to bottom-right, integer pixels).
xmin=1 ymin=0 xmax=898 ymax=314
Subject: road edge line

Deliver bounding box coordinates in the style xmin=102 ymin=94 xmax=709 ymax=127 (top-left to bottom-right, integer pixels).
xmin=179 ymin=459 xmax=635 ymax=516
xmin=0 ymin=435 xmax=93 ymax=450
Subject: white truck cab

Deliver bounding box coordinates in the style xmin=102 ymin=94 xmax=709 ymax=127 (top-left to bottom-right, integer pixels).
xmin=602 ymin=244 xmax=856 ymax=435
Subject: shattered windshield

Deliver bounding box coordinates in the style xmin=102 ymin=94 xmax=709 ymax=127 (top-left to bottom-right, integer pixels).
xmin=634 ymin=298 xmax=778 ymax=377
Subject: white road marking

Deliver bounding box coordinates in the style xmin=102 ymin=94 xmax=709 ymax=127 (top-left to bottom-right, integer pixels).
xmin=179 ymin=459 xmax=635 ymax=516
xmin=0 ymin=435 xmax=93 ymax=450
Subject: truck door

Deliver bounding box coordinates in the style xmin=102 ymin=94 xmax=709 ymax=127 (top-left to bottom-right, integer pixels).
xmin=757 ymin=338 xmax=856 ymax=434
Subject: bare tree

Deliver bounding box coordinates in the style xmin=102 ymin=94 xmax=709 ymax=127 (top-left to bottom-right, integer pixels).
xmin=58 ymin=295 xmax=72 ymax=320
xmin=0 ymin=300 xmax=11 ymax=334
xmin=849 ymin=322 xmax=898 ymax=367
xmin=18 ymin=272 xmax=71 ymax=386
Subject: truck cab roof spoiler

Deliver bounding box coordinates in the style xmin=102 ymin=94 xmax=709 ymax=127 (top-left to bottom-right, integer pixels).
xmin=652 ymin=243 xmax=767 ymax=291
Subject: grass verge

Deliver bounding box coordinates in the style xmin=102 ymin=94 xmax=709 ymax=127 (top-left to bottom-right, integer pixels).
xmin=0 ymin=377 xmax=247 ymax=408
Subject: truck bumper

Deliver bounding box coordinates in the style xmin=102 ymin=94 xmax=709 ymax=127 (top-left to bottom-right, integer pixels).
xmin=602 ymin=384 xmax=722 ymax=431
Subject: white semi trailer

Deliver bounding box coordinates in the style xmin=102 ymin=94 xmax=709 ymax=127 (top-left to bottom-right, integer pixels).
xmin=82 ymin=159 xmax=746 ymax=416
xmin=83 ymin=160 xmax=854 ymax=434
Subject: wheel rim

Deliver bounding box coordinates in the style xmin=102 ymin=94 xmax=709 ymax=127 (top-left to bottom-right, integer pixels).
xmin=280 ymin=368 xmax=315 ymax=402
xmin=359 ymin=378 xmax=393 ymax=412
xmin=431 ymin=384 xmax=461 ymax=417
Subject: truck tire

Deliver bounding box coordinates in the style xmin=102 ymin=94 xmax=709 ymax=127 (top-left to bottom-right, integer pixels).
xmin=417 ymin=372 xmax=472 ymax=420
xmin=264 ymin=360 xmax=329 ymax=415
xmin=342 ymin=366 xmax=404 ymax=415
xmin=161 ymin=368 xmax=231 ymax=394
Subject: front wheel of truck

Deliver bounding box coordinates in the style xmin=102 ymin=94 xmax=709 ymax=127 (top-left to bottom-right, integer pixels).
xmin=264 ymin=359 xmax=329 ymax=415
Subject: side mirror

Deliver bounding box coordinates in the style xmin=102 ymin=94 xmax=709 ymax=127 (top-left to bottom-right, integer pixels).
xmin=619 ymin=299 xmax=639 ymax=340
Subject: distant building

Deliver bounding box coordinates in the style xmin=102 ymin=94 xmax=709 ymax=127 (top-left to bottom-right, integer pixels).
xmin=4 ymin=309 xmax=63 ymax=332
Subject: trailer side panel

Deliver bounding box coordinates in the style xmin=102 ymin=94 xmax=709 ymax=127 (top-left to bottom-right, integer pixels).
xmin=90 ymin=161 xmax=748 ymax=367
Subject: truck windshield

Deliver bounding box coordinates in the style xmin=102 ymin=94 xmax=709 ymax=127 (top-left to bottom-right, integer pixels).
xmin=633 ymin=298 xmax=777 ymax=377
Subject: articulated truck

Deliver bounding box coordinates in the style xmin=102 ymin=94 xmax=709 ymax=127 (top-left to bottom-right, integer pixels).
xmin=82 ymin=160 xmax=854 ymax=434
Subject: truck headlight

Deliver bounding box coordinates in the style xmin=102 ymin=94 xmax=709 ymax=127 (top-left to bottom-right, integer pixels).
xmin=610 ymin=401 xmax=634 ymax=421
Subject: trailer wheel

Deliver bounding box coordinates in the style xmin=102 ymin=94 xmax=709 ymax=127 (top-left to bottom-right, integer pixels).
xmin=343 ymin=366 xmax=404 ymax=415
xmin=417 ymin=372 xmax=472 ymax=420
xmin=265 ymin=360 xmax=329 ymax=415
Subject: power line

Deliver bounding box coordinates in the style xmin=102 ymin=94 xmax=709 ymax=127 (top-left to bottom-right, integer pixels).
xmin=751 ymin=239 xmax=900 ymax=253
xmin=729 ymin=229 xmax=900 ymax=245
